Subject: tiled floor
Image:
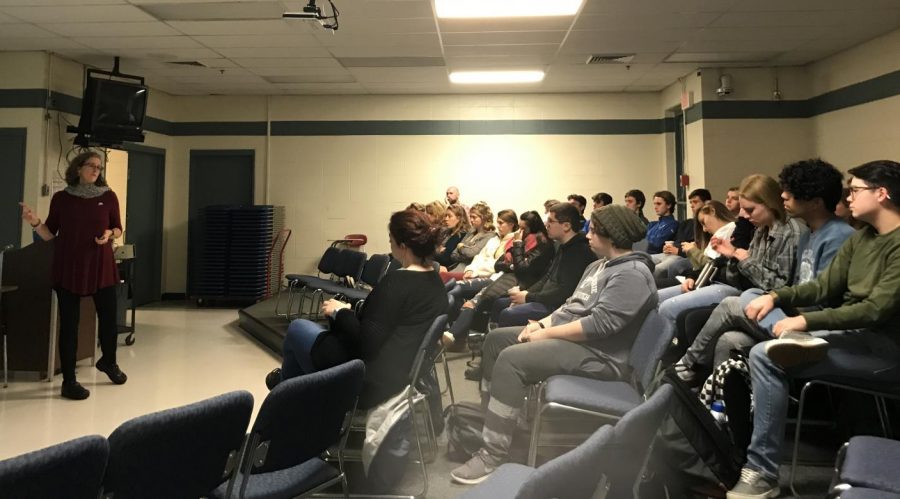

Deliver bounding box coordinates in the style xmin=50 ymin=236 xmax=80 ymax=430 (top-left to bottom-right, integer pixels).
xmin=0 ymin=304 xmax=279 ymax=460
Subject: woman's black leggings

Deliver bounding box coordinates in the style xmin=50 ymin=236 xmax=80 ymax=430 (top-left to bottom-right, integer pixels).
xmin=56 ymin=286 xmax=118 ymax=382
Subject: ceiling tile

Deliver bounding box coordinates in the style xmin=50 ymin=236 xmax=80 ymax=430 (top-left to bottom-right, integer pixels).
xmin=575 ymin=12 xmax=719 ymax=30
xmin=166 ymin=19 xmax=310 ymax=35
xmin=0 ymin=37 xmax=91 ymax=49
xmin=443 ymin=44 xmax=560 ymax=57
xmin=0 ymin=0 xmax=125 ymax=4
xmin=263 ymin=74 xmax=357 ymax=83
xmin=327 ymin=45 xmax=442 ymax=57
xmin=248 ymin=66 xmax=352 ymax=77
xmin=74 ymin=35 xmax=202 ymax=49
xmin=192 ymin=34 xmax=320 ymax=48
xmin=313 ymin=32 xmax=441 ymax=48
xmin=561 ymin=31 xmax=684 ymax=54
xmin=139 ymin=1 xmax=286 ymax=21
xmin=581 ymin=0 xmax=739 ymax=14
xmin=231 ymin=57 xmax=343 ymax=68
xmin=442 ymin=31 xmax=567 ymax=46
xmin=274 ymin=82 xmax=367 ymax=94
xmin=0 ymin=5 xmax=154 ymax=23
xmin=40 ymin=21 xmax=180 ymax=37
xmin=337 ymin=56 xmax=445 ymax=67
xmin=349 ymin=66 xmax=448 ymax=83
xmin=0 ymin=23 xmax=58 ymax=37
xmin=729 ymin=0 xmax=900 ymax=12
xmin=446 ymin=54 xmax=557 ymax=68
xmin=216 ymin=46 xmax=332 ymax=58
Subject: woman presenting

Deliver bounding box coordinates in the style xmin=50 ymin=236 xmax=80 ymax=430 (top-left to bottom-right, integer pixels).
xmin=20 ymin=151 xmax=127 ymax=400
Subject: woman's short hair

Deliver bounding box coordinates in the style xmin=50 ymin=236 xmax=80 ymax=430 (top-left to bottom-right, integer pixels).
xmin=406 ymin=202 xmax=426 ymax=212
xmin=65 ymin=151 xmax=107 ymax=187
xmin=496 ymin=209 xmax=517 ymax=227
xmin=739 ymin=174 xmax=786 ymax=222
xmin=469 ymin=202 xmax=495 ymax=232
xmin=389 ymin=210 xmax=442 ymax=261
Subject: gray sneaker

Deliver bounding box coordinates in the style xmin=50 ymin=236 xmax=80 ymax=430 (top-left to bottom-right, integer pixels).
xmin=726 ymin=467 xmax=780 ymax=498
xmin=450 ymin=452 xmax=496 ymax=485
xmin=764 ymin=331 xmax=829 ymax=369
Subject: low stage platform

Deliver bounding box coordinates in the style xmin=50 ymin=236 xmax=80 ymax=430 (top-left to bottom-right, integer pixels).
xmin=237 ymin=294 xmax=322 ymax=354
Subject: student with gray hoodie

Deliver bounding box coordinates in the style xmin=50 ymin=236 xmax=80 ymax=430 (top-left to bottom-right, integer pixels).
xmin=450 ymin=205 xmax=657 ymax=485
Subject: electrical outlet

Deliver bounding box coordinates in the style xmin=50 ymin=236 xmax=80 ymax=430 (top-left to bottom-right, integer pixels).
xmin=41 ymin=184 xmax=50 ymax=196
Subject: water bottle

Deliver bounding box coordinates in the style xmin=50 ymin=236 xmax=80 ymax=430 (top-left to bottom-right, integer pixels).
xmin=710 ymin=400 xmax=727 ymax=426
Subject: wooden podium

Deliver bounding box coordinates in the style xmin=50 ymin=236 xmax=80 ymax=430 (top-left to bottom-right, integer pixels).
xmin=1 ymin=240 xmax=96 ymax=379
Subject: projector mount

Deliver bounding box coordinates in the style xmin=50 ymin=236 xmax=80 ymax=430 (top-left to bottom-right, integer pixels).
xmin=283 ymin=0 xmax=340 ymax=31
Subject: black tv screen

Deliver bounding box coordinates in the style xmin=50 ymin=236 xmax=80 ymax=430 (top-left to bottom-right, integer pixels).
xmin=76 ymin=75 xmax=148 ymax=145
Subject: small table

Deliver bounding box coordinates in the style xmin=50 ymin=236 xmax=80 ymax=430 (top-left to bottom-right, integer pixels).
xmin=1 ymin=284 xmax=19 ymax=388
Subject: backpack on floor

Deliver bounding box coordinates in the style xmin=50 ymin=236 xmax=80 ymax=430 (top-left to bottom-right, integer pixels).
xmin=643 ymin=360 xmax=752 ymax=498
xmin=444 ymin=401 xmax=485 ymax=463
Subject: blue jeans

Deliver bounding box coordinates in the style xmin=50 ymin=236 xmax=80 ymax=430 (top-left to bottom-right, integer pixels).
xmin=282 ymin=319 xmax=328 ymax=379
xmin=658 ymin=283 xmax=742 ymax=323
xmin=497 ymin=302 xmax=550 ymax=327
xmin=681 ymin=289 xmax=783 ymax=369
xmin=747 ymin=329 xmax=900 ymax=481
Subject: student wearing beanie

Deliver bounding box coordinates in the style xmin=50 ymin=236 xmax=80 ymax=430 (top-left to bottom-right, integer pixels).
xmin=450 ymin=204 xmax=658 ymax=485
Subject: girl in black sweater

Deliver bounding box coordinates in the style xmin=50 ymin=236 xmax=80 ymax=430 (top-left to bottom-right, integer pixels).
xmin=267 ymin=210 xmax=447 ymax=409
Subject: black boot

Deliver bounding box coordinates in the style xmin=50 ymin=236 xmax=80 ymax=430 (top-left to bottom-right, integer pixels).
xmin=61 ymin=381 xmax=90 ymax=400
xmin=96 ymin=357 xmax=127 ymax=385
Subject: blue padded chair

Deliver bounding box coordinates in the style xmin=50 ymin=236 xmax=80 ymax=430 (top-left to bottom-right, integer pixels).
xmin=461 ymin=384 xmax=674 ymax=499
xmin=829 ymin=436 xmax=900 ymax=497
xmin=103 ymin=391 xmax=254 ymax=499
xmin=297 ymin=250 xmax=368 ymax=320
xmin=333 ymin=254 xmax=391 ymax=307
xmin=219 ymin=360 xmax=365 ymax=499
xmin=528 ymin=309 xmax=671 ymax=465
xmin=278 ymin=246 xmax=341 ymax=318
xmin=834 ymin=489 xmax=900 ymax=499
xmin=0 ymin=435 xmax=108 ymax=499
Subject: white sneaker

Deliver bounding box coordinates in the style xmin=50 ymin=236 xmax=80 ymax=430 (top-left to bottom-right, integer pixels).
xmin=764 ymin=331 xmax=829 ymax=369
xmin=727 ymin=467 xmax=780 ymax=498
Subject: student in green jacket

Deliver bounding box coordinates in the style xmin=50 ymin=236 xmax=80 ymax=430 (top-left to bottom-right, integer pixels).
xmin=727 ymin=160 xmax=900 ymax=499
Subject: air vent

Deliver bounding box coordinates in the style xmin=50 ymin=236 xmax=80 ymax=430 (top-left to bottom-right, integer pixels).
xmin=167 ymin=61 xmax=207 ymax=67
xmin=586 ymin=54 xmax=635 ymax=65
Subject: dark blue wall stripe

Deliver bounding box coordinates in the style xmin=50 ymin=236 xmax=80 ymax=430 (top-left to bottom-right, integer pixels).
xmin=3 ymin=64 xmax=900 ymax=135
xmin=270 ymin=118 xmax=668 ymax=136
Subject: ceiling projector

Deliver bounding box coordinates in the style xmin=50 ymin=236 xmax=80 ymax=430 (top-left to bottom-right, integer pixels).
xmin=283 ymin=0 xmax=339 ymax=30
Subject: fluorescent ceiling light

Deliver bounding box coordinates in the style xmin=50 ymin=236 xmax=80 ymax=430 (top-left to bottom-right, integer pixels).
xmin=449 ymin=70 xmax=545 ymax=84
xmin=435 ymin=0 xmax=583 ymax=18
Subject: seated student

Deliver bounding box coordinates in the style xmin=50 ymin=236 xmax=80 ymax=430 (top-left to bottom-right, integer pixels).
xmin=656 ymin=201 xmax=736 ymax=290
xmin=443 ymin=202 xmax=497 ymax=273
xmin=726 ymin=186 xmax=756 ymax=250
xmin=567 ymin=194 xmax=588 ymax=231
xmin=587 ymin=192 xmax=614 ymax=233
xmin=266 ymin=210 xmax=447 ymax=410
xmin=443 ymin=209 xmax=517 ymax=350
xmin=657 ymin=173 xmax=806 ymax=324
xmin=424 ymin=200 xmax=446 ymax=226
xmin=674 ymin=159 xmax=856 ymax=382
xmin=493 ymin=202 xmax=597 ymax=327
xmin=646 ymin=190 xmax=679 ymax=254
xmin=435 ymin=204 xmax=470 ymax=269
xmin=625 ymin=188 xmax=650 ymax=225
xmin=449 ymin=205 xmax=654 ymax=485
xmin=836 ymin=186 xmax=868 ymax=229
xmin=542 ymin=199 xmax=560 ymax=224
xmin=444 ymin=211 xmax=554 ymax=345
xmin=725 ymin=160 xmax=900 ymax=499
xmin=654 ymin=188 xmax=712 ymax=279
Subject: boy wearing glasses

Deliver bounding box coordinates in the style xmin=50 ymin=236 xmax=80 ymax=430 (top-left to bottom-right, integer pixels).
xmin=728 ymin=160 xmax=900 ymax=499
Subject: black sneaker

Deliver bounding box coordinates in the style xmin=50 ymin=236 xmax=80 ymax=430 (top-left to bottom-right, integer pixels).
xmin=464 ymin=364 xmax=482 ymax=381
xmin=61 ymin=381 xmax=90 ymax=400
xmin=96 ymin=357 xmax=128 ymax=385
xmin=266 ymin=368 xmax=283 ymax=391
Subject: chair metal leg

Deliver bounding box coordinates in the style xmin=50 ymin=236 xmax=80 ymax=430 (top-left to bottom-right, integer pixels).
xmin=3 ymin=332 xmax=7 ymax=388
xmin=527 ymin=382 xmax=546 ymax=467
xmin=790 ymin=381 xmax=812 ymax=497
xmin=440 ymin=350 xmax=455 ymax=406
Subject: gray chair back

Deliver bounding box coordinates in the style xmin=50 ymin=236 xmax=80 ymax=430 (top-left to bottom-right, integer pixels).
xmin=104 ymin=391 xmax=253 ymax=499
xmin=627 ymin=309 xmax=671 ymax=394
xmin=0 ymin=435 xmax=108 ymax=499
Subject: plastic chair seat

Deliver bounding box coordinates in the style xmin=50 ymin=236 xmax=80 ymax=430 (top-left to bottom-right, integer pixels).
xmin=840 ymin=436 xmax=900 ymax=493
xmin=543 ymin=375 xmax=643 ymax=418
xmin=211 ymin=458 xmax=339 ymax=499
